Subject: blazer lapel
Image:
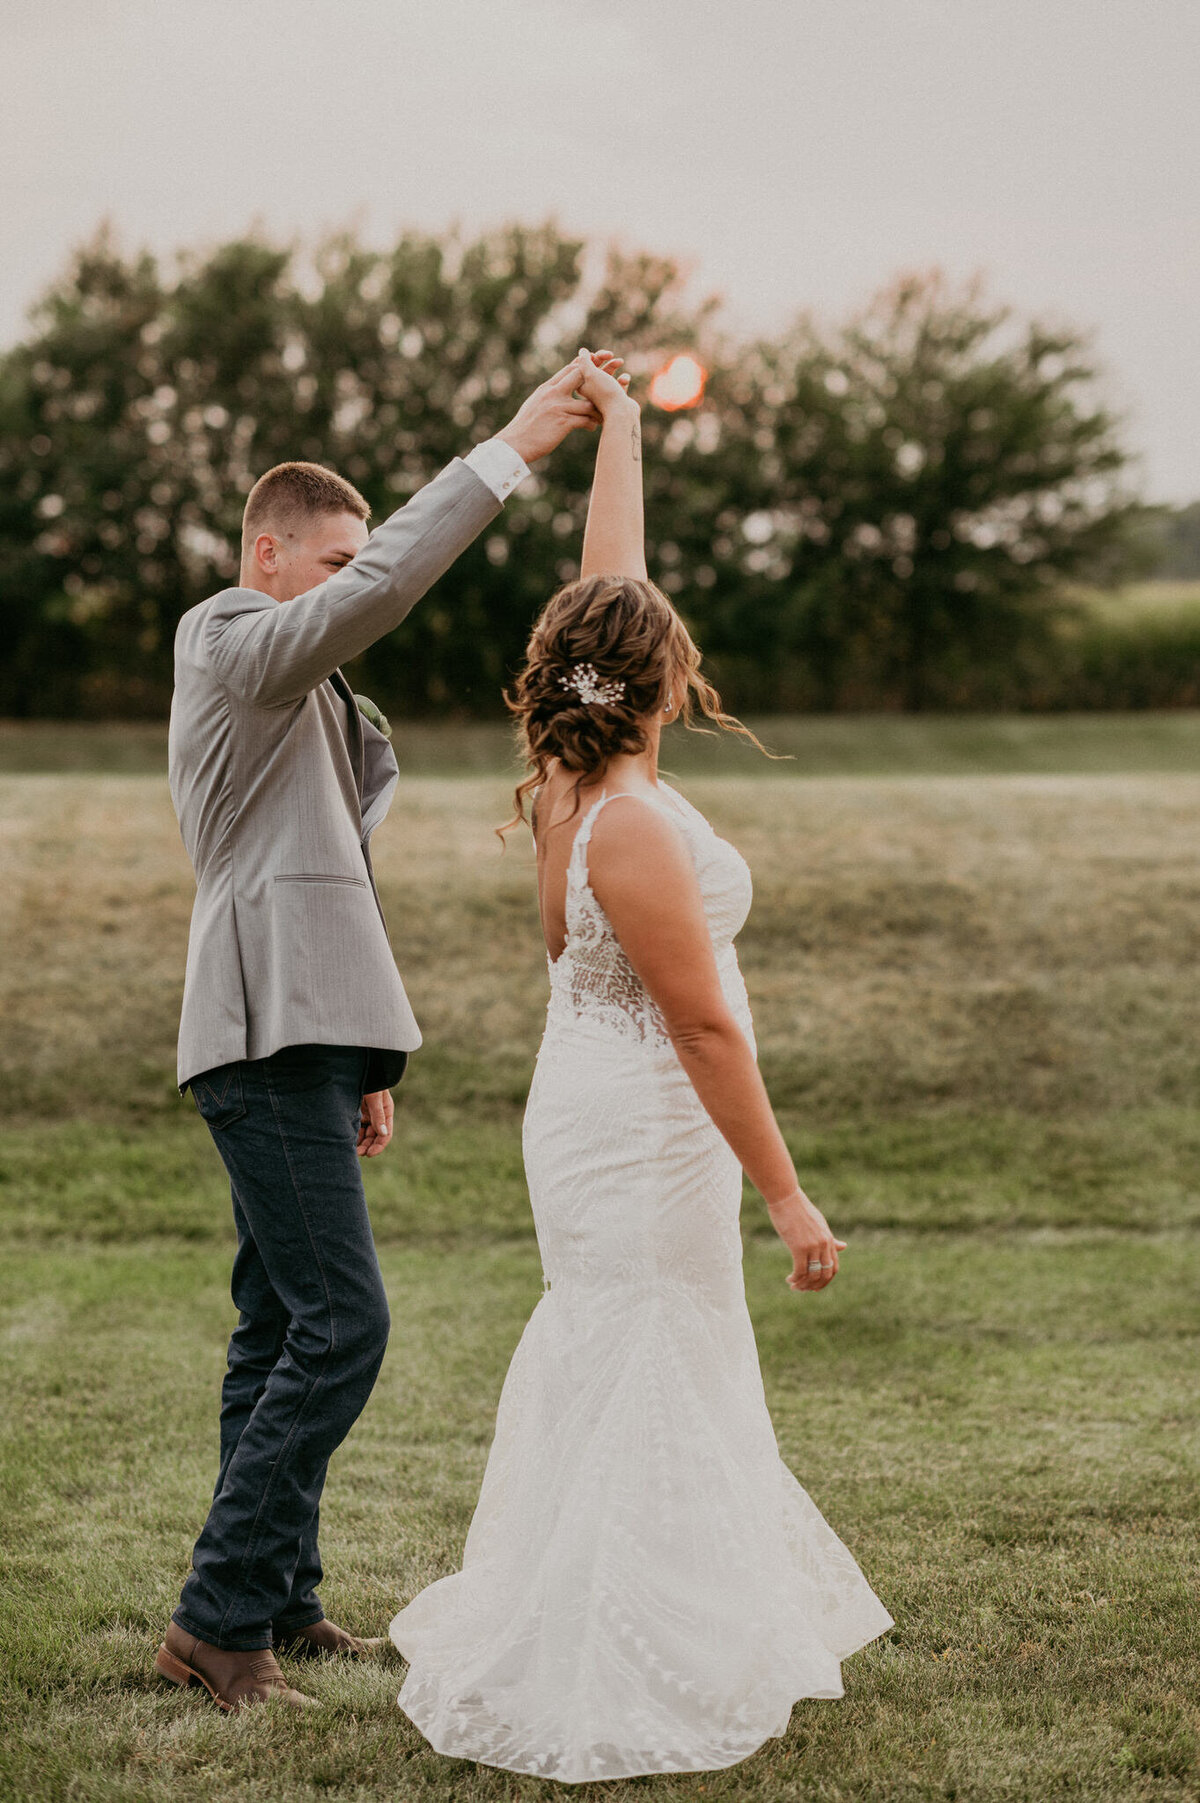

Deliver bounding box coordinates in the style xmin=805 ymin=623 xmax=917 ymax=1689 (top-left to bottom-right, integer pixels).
xmin=360 ymin=730 xmax=400 ymax=840
xmin=328 ymin=667 xmax=398 ymax=842
xmin=329 ymin=668 xmax=365 ymax=797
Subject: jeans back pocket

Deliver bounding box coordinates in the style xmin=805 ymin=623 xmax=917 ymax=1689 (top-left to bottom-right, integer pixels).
xmin=192 ymin=1063 xmax=247 ymax=1131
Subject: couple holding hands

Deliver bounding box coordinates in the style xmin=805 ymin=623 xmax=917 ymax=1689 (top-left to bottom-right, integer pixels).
xmin=161 ymin=347 xmax=891 ymax=1782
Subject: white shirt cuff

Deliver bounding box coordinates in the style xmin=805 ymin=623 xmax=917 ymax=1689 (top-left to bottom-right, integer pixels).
xmin=463 ymin=437 xmax=531 ymax=503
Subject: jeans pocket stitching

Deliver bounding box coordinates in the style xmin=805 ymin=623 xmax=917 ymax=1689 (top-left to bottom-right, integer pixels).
xmin=195 ymin=1067 xmax=246 ymax=1129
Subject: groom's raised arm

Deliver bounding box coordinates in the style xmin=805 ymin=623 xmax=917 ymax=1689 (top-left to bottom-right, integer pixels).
xmin=201 ymin=359 xmax=606 ymax=707
xmin=203 ymin=455 xmax=504 ymax=707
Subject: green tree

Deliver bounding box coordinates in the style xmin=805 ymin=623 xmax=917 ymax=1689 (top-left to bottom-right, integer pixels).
xmin=0 ymin=223 xmax=720 ymax=716
xmin=695 ymin=271 xmax=1143 ymax=710
xmin=0 ymin=242 xmax=1143 ymax=719
xmin=0 ymin=235 xmax=171 ymax=714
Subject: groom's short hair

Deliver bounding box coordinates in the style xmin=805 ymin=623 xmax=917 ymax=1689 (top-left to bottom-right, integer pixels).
xmin=242 ymin=462 xmax=371 ymax=553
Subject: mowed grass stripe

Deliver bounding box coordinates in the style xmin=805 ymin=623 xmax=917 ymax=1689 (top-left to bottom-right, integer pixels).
xmin=5 ymin=1106 xmax=1200 ymax=1245
xmin=8 ymin=706 xmax=1200 ymax=776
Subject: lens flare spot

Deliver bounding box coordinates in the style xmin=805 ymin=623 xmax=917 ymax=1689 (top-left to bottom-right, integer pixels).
xmin=649 ymin=353 xmax=707 ymax=412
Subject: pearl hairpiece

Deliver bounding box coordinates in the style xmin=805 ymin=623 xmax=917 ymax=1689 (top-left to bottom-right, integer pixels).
xmin=558 ymin=662 xmax=626 ymax=708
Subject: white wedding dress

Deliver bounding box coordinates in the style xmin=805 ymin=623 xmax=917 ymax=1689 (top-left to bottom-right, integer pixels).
xmin=390 ymin=783 xmax=893 ymax=1783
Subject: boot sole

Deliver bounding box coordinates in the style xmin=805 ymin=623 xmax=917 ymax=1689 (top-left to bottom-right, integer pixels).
xmin=154 ymin=1643 xmax=234 ymax=1712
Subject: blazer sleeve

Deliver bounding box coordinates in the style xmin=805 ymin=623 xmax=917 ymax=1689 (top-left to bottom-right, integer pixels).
xmin=202 ymin=457 xmax=503 ymax=705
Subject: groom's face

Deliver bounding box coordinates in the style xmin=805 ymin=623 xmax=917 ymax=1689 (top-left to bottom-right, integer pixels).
xmin=271 ymin=510 xmax=371 ymax=603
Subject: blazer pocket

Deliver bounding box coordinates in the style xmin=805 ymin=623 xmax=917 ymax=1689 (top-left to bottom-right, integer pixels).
xmin=192 ymin=1064 xmax=247 ymax=1131
xmin=274 ymin=873 xmax=367 ymax=886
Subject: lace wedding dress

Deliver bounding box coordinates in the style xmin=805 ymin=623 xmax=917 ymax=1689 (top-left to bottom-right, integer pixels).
xmin=390 ymin=783 xmax=893 ymax=1782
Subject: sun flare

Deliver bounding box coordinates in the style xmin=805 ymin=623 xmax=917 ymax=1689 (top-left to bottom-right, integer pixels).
xmin=649 ymin=353 xmax=707 ymax=411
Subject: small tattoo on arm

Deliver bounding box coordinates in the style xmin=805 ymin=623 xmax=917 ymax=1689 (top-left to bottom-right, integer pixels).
xmin=630 ymin=417 xmax=641 ymax=464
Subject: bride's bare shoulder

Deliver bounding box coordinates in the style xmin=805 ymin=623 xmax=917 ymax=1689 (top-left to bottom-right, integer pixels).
xmin=587 ymin=788 xmax=690 ymax=870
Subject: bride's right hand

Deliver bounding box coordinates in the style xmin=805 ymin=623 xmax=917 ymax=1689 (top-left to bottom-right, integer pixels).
xmin=766 ymin=1188 xmax=846 ymax=1292
xmin=573 ymin=347 xmax=635 ymax=416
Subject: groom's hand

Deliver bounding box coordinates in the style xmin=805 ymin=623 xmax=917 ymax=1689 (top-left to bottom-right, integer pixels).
xmin=358 ymin=1088 xmax=394 ymax=1158
xmin=498 ymin=350 xmax=628 ymax=465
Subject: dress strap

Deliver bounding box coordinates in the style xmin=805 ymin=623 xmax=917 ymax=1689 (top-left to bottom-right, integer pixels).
xmin=563 ymin=792 xmax=610 ymax=900
xmin=567 ymin=790 xmax=613 ymax=862
xmin=559 ymin=788 xmax=694 ymax=959
xmin=567 ymin=788 xmax=684 ymax=887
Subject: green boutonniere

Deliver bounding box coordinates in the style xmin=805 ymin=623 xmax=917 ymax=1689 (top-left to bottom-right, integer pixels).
xmin=354 ymin=694 xmax=392 ymax=741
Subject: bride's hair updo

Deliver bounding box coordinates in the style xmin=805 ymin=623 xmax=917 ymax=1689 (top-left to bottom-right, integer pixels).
xmin=502 ymin=574 xmax=766 ymax=835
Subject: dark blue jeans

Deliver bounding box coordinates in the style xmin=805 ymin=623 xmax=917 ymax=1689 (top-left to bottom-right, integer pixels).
xmin=173 ymin=1044 xmax=390 ymax=1651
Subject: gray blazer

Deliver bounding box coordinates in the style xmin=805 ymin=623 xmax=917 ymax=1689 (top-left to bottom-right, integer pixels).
xmin=168 ymin=457 xmax=501 ymax=1089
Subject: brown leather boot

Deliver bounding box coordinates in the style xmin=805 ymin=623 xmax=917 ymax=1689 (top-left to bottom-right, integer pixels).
xmin=155 ymin=1621 xmax=319 ymax=1712
xmin=274 ymin=1618 xmax=388 ymax=1660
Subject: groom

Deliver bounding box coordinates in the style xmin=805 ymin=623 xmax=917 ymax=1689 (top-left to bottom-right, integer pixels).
xmin=156 ymin=356 xmax=615 ymax=1712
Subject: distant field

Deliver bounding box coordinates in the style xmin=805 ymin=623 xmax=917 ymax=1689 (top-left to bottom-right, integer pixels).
xmin=5 ymin=766 xmax=1200 ymax=1131
xmin=1079 ymin=578 xmax=1200 ymax=621
xmin=8 ymin=705 xmax=1200 ymax=778
xmin=3 ymin=761 xmax=1200 ymax=1800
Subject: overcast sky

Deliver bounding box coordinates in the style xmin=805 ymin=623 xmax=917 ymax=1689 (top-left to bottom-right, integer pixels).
xmin=4 ymin=0 xmax=1197 ymax=499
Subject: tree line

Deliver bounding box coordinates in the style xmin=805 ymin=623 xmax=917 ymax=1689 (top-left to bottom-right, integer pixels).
xmin=0 ymin=222 xmax=1154 ymax=719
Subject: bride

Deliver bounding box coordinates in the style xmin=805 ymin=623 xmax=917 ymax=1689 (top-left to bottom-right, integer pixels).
xmin=389 ymin=350 xmax=893 ymax=1782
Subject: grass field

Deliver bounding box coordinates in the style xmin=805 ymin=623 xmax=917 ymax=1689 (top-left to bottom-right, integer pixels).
xmin=10 ymin=705 xmax=1200 ymax=779
xmin=1079 ymin=580 xmax=1200 ymax=625
xmin=3 ymin=723 xmax=1200 ymax=1801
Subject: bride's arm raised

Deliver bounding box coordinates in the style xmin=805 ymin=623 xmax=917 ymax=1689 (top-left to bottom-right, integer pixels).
xmin=586 ymin=798 xmax=845 ymax=1293
xmin=572 ymin=350 xmax=648 ymax=581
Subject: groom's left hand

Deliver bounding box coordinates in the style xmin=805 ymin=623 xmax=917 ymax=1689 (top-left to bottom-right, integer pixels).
xmin=358 ymin=1088 xmax=394 ymax=1157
